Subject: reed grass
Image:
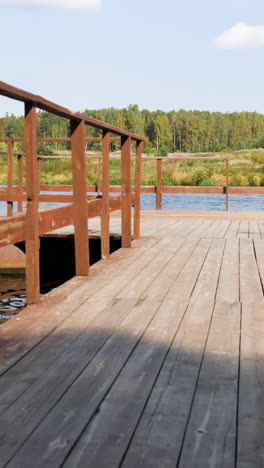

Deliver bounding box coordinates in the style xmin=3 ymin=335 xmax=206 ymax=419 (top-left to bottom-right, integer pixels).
xmin=0 ymin=150 xmax=264 ymax=187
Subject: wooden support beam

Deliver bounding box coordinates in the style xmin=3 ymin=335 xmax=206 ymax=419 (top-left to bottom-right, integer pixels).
xmin=17 ymin=154 xmax=23 ymax=212
xmin=134 ymin=141 xmax=143 ymax=239
xmin=121 ymin=135 xmax=132 ymax=248
xmin=156 ymin=158 xmax=162 ymax=210
xmin=25 ymin=103 xmax=40 ymax=304
xmin=7 ymin=141 xmax=14 ymax=217
xmin=71 ymin=119 xmax=89 ymax=275
xmin=96 ymin=157 xmax=102 ymax=195
xmin=226 ymin=159 xmax=229 ymax=212
xmin=101 ymin=130 xmax=110 ymax=258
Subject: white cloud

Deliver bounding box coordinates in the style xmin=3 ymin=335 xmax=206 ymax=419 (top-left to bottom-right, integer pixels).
xmin=213 ymin=23 xmax=264 ymax=50
xmin=0 ymin=0 xmax=101 ymax=9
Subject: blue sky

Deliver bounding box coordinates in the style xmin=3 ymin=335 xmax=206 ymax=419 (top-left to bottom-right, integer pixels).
xmin=1 ymin=0 xmax=264 ymax=116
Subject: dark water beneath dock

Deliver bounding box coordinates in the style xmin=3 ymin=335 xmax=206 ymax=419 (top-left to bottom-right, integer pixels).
xmin=0 ymin=271 xmax=26 ymax=326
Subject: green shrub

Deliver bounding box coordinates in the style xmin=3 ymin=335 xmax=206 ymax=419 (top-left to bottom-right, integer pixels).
xmin=37 ymin=142 xmax=55 ymax=156
xmin=157 ymin=145 xmax=169 ymax=157
xmin=199 ymin=178 xmax=213 ymax=186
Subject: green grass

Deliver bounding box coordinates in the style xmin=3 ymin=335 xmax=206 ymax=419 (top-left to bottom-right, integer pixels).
xmin=1 ymin=149 xmax=264 ymax=187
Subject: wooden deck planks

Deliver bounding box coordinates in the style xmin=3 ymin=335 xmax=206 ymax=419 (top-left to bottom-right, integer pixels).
xmin=1 ymin=210 xmax=264 ymax=468
xmin=63 ymin=300 xmax=189 ymax=468
xmin=0 ymin=298 xmax=139 ymax=466
xmin=0 ymin=300 xmax=85 ymax=373
xmin=4 ymin=300 xmax=163 ymax=468
xmin=0 ymin=295 xmax=122 ymax=414
xmin=116 ymin=238 xmax=188 ymax=300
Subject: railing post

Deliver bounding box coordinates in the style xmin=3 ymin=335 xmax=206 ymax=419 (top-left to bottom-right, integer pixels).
xmin=17 ymin=154 xmax=23 ymax=212
xmin=134 ymin=141 xmax=143 ymax=239
xmin=121 ymin=135 xmax=132 ymax=248
xmin=71 ymin=119 xmax=89 ymax=275
xmin=226 ymin=158 xmax=229 ymax=211
xmin=156 ymin=158 xmax=162 ymax=210
xmin=101 ymin=130 xmax=110 ymax=258
xmin=25 ymin=103 xmax=40 ymax=304
xmin=96 ymin=157 xmax=102 ymax=195
xmin=7 ymin=141 xmax=14 ymax=216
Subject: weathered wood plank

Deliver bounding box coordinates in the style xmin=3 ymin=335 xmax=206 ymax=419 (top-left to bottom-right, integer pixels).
xmin=253 ymin=238 xmax=264 ymax=288
xmin=190 ymin=239 xmax=225 ymax=303
xmin=142 ymin=239 xmax=198 ymax=301
xmin=225 ymin=219 xmax=240 ymax=239
xmin=166 ymin=238 xmax=211 ymax=302
xmin=178 ymin=302 xmax=241 ymax=468
xmin=121 ymin=300 xmax=215 ymax=468
xmin=185 ymin=219 xmax=213 ymax=239
xmin=216 ymin=239 xmax=239 ymax=303
xmin=237 ymin=301 xmax=264 ymax=467
xmin=248 ymin=220 xmax=261 ymax=239
xmin=202 ymin=220 xmax=224 ymax=239
xmin=240 ymin=238 xmax=263 ymax=302
xmin=213 ymin=219 xmax=231 ymax=238
xmin=258 ymin=221 xmax=264 ymax=238
xmin=237 ymin=220 xmax=248 ymax=239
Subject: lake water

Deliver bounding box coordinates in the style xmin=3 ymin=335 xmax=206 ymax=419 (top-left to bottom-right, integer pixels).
xmin=1 ymin=192 xmax=264 ymax=215
xmin=141 ymin=193 xmax=264 ymax=210
xmin=1 ymin=191 xmax=264 ymax=322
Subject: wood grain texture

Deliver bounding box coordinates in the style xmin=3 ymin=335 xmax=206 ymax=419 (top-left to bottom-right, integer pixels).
xmin=178 ymin=302 xmax=241 ymax=468
xmin=0 ymin=210 xmax=263 ymax=468
xmin=237 ymin=301 xmax=264 ymax=467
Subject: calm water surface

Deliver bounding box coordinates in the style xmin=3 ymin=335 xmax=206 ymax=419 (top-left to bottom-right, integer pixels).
xmin=0 ymin=271 xmax=26 ymax=326
xmin=1 ymin=192 xmax=264 ymax=322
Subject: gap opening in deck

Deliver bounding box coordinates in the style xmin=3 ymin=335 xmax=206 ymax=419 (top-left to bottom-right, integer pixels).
xmin=0 ymin=234 xmax=121 ymax=322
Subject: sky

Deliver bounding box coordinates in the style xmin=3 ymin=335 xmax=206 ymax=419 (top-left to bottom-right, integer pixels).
xmin=1 ymin=0 xmax=264 ymax=116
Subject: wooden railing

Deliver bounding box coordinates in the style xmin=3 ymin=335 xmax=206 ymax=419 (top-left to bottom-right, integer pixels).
xmin=0 ymin=81 xmax=145 ymax=304
xmin=1 ymin=144 xmax=264 ymax=218
xmin=3 ymin=150 xmax=262 ymax=213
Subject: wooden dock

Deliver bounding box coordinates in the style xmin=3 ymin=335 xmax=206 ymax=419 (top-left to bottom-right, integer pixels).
xmin=0 ymin=210 xmax=264 ymax=467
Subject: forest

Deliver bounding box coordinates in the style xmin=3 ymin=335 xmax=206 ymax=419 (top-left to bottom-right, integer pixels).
xmin=1 ymin=106 xmax=264 ymax=155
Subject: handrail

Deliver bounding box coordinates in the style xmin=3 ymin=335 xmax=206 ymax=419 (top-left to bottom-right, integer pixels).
xmin=0 ymin=81 xmax=145 ymax=142
xmin=0 ymin=83 xmax=144 ymax=304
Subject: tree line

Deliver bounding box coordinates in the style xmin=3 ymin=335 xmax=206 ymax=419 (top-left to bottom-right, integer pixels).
xmin=1 ymin=105 xmax=264 ymax=154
